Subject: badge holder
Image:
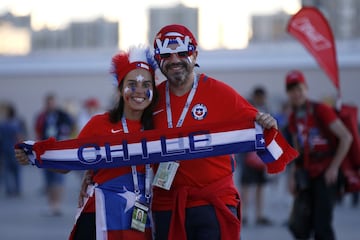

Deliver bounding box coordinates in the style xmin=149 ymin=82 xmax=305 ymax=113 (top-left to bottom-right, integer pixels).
xmin=131 ymin=201 xmax=149 ymax=232
xmin=153 ymin=161 xmax=179 ymax=190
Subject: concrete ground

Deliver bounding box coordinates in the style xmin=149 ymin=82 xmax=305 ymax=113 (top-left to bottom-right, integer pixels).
xmin=0 ymin=166 xmax=359 ymax=240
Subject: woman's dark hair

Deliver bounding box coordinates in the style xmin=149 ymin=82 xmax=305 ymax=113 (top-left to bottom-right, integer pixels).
xmin=108 ymin=79 xmax=159 ymax=130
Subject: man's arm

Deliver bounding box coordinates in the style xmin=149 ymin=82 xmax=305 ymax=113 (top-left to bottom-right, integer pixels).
xmin=326 ymin=118 xmax=353 ymax=184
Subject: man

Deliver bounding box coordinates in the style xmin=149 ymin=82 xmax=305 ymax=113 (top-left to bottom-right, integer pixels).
xmin=239 ymin=86 xmax=273 ymax=226
xmin=151 ymin=24 xmax=279 ymax=240
xmin=285 ymin=70 xmax=352 ymax=240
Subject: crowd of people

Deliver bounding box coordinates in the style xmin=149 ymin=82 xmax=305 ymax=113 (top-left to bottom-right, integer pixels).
xmin=3 ymin=23 xmax=358 ymax=240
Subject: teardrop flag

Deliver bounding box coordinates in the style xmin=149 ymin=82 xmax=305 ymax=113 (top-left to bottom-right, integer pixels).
xmin=287 ymin=7 xmax=340 ymax=93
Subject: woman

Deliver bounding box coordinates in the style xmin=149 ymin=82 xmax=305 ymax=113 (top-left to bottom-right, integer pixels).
xmin=15 ymin=46 xmax=159 ymax=240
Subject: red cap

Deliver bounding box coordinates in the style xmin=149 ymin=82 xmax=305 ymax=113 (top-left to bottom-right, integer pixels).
xmin=285 ymin=70 xmax=307 ymax=88
xmin=154 ymin=24 xmax=198 ymax=48
xmin=84 ymin=98 xmax=99 ymax=108
xmin=153 ymin=24 xmax=198 ymax=65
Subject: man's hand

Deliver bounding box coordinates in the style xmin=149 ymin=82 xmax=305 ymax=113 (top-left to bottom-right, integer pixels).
xmin=256 ymin=112 xmax=278 ymax=129
xmin=325 ymin=164 xmax=339 ymax=185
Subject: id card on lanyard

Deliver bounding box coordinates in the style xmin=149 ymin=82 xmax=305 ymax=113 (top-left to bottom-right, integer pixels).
xmin=121 ymin=117 xmax=151 ymax=232
xmin=153 ymin=73 xmax=199 ymax=190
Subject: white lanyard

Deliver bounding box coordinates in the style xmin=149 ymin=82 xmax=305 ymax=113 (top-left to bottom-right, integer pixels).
xmin=165 ymin=73 xmax=199 ymax=128
xmin=121 ymin=116 xmax=151 ymax=202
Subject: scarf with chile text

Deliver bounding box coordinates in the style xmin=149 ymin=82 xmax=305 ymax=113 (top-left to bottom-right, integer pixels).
xmin=16 ymin=117 xmax=298 ymax=174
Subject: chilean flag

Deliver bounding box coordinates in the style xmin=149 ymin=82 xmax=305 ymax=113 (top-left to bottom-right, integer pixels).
xmin=17 ymin=118 xmax=298 ymax=174
xmin=94 ymin=174 xmax=152 ymax=240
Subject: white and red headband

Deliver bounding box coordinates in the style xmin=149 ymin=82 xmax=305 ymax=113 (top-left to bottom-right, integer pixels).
xmin=111 ymin=46 xmax=157 ymax=86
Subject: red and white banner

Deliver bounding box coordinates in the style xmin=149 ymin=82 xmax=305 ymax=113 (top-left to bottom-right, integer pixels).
xmin=287 ymin=7 xmax=340 ymax=93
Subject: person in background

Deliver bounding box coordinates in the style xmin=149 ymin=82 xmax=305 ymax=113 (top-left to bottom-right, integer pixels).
xmin=77 ymin=97 xmax=102 ymax=132
xmin=73 ymin=97 xmax=102 ymax=180
xmin=285 ymin=70 xmax=352 ymax=240
xmin=34 ymin=93 xmax=75 ymax=216
xmin=237 ymin=86 xmax=273 ymax=226
xmin=0 ymin=102 xmax=27 ymax=197
xmin=0 ymin=102 xmax=4 ymax=188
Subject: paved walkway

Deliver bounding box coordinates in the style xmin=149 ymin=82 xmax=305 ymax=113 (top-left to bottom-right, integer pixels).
xmin=0 ymin=166 xmax=359 ymax=240
xmin=0 ymin=166 xmax=81 ymax=240
xmin=237 ymin=173 xmax=360 ymax=240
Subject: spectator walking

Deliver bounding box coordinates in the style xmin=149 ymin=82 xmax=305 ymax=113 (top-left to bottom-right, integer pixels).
xmin=34 ymin=93 xmax=75 ymax=216
xmin=77 ymin=97 xmax=102 ymax=132
xmin=238 ymin=86 xmax=273 ymax=226
xmin=0 ymin=102 xmax=27 ymax=197
xmin=285 ymin=70 xmax=352 ymax=240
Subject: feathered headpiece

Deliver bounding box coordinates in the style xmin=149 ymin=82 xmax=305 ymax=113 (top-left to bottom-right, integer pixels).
xmin=111 ymin=46 xmax=158 ymax=86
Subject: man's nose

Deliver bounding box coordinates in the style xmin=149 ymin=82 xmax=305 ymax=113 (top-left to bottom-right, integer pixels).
xmin=168 ymin=52 xmax=182 ymax=61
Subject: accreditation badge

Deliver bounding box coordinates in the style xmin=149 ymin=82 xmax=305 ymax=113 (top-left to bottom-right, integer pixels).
xmin=131 ymin=201 xmax=149 ymax=232
xmin=152 ymin=161 xmax=179 ymax=190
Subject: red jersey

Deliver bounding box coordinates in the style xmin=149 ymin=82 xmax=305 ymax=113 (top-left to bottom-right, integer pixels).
xmin=152 ymin=73 xmax=258 ymax=210
xmin=288 ymin=101 xmax=338 ymax=177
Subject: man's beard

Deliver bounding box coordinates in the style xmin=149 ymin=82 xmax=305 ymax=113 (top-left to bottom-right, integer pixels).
xmin=168 ymin=72 xmax=188 ymax=87
xmin=164 ymin=62 xmax=191 ymax=87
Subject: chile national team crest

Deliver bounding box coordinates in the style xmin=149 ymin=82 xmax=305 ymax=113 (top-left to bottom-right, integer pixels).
xmin=191 ymin=103 xmax=208 ymax=120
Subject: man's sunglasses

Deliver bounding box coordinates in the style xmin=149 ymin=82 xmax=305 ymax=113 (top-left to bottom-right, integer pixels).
xmin=159 ymin=51 xmax=190 ymax=59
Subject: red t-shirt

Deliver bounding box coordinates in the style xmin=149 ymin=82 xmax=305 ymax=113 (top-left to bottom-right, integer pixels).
xmin=288 ymin=101 xmax=338 ymax=176
xmin=152 ymin=73 xmax=258 ymax=210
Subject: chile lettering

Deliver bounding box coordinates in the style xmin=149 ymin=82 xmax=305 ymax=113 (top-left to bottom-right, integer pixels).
xmin=77 ymin=131 xmax=213 ymax=164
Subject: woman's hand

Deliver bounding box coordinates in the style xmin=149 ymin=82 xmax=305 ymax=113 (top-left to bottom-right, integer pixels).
xmin=15 ymin=149 xmax=30 ymax=165
xmin=78 ymin=170 xmax=93 ymax=208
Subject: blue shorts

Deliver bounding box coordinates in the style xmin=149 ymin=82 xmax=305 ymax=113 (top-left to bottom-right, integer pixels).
xmin=44 ymin=169 xmax=64 ymax=188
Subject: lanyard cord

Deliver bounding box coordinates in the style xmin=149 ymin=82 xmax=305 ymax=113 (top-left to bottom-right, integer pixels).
xmin=303 ymin=101 xmax=313 ymax=168
xmin=121 ymin=116 xmax=151 ymax=202
xmin=295 ymin=101 xmax=311 ymax=168
xmin=165 ymin=73 xmax=199 ymax=128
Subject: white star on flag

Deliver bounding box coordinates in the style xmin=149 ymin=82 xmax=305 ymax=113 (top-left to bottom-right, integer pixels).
xmin=118 ymin=186 xmax=136 ymax=213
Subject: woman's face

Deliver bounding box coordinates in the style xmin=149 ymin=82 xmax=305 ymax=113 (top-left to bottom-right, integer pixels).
xmin=122 ymin=68 xmax=154 ymax=113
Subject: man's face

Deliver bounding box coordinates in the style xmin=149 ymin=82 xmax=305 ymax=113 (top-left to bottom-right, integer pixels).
xmin=287 ymin=83 xmax=308 ymax=108
xmin=159 ymin=42 xmax=197 ymax=88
